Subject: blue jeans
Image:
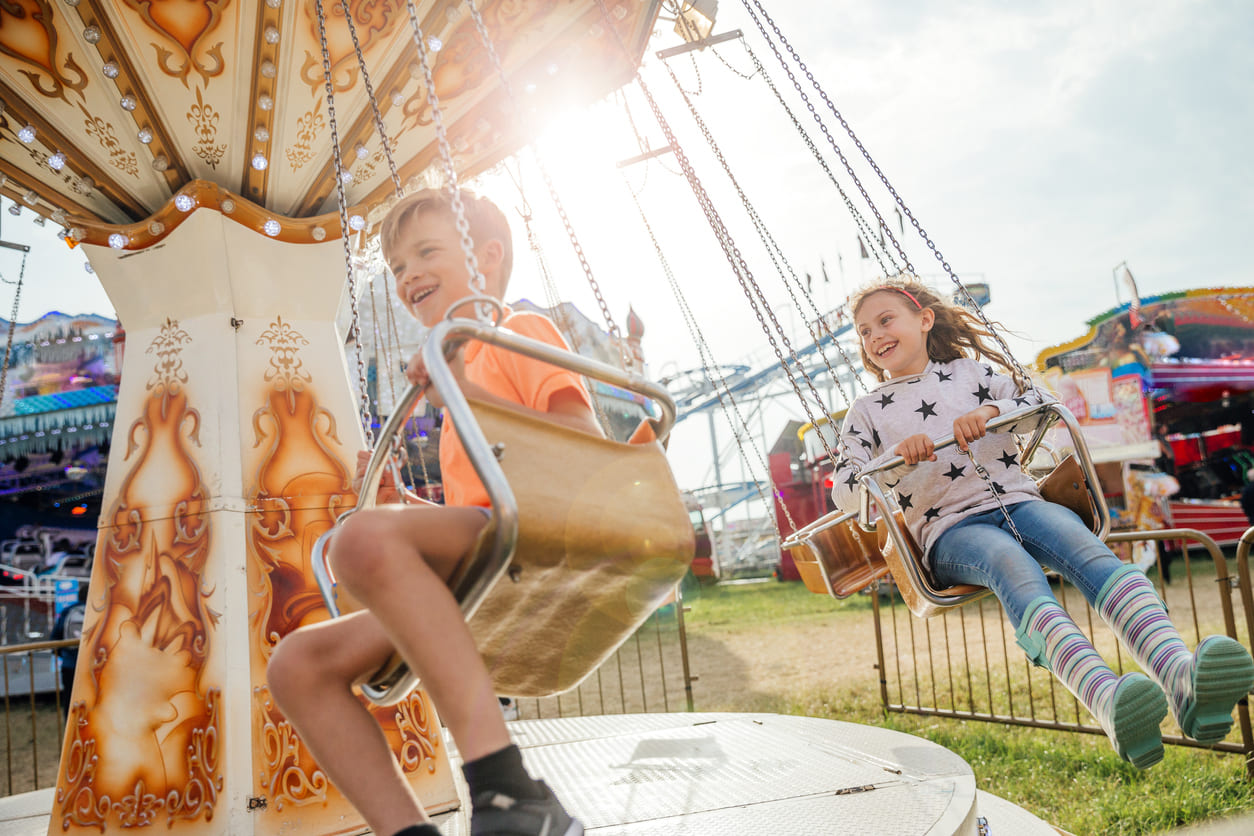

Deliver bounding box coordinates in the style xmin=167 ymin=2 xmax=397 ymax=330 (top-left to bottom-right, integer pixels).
xmin=930 ymin=500 xmax=1124 ymax=629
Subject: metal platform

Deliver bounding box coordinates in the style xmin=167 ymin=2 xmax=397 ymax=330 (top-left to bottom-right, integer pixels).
xmin=1 ymin=713 xmax=1057 ymax=835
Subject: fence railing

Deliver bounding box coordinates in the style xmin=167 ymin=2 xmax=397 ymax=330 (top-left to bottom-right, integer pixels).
xmin=871 ymin=528 xmax=1254 ymax=778
xmin=0 ymin=587 xmax=695 ymax=797
xmin=0 ymin=638 xmax=75 ymax=796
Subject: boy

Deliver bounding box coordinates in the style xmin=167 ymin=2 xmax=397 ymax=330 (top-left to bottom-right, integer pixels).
xmin=268 ymin=189 xmax=598 ymax=836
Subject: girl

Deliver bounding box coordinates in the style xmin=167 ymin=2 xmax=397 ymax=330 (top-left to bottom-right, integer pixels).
xmin=830 ymin=279 xmax=1254 ymax=769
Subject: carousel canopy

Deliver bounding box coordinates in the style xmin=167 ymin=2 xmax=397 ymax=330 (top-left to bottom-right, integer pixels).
xmin=0 ymin=1 xmax=662 ymax=230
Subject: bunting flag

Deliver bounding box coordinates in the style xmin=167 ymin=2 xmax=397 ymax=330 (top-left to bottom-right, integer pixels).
xmin=858 ymin=236 xmax=869 ymax=259
xmin=895 ymin=205 xmax=904 ymax=235
xmin=821 ymin=259 xmax=831 ymax=283
xmin=805 ymin=272 xmax=813 ymax=291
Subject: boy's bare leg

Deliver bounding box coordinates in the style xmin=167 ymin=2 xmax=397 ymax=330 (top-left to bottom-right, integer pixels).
xmin=332 ymin=504 xmax=510 ymax=763
xmin=268 ymin=610 xmax=428 ymax=835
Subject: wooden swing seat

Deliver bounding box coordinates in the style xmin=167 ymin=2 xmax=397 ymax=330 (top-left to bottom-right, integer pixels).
xmin=319 ymin=320 xmax=695 ymax=704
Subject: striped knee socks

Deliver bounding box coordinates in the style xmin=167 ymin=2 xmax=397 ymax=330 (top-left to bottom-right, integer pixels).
xmin=1017 ymin=597 xmax=1165 ymax=767
xmin=1098 ymin=564 xmax=1254 ymax=744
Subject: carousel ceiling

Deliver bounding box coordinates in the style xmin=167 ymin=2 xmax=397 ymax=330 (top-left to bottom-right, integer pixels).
xmin=0 ymin=0 xmax=661 ymax=231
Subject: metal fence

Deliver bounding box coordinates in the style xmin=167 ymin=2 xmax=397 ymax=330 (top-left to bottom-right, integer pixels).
xmin=870 ymin=528 xmax=1254 ymax=777
xmin=0 ymin=589 xmax=696 ymax=796
xmin=513 ymin=592 xmax=696 ymax=719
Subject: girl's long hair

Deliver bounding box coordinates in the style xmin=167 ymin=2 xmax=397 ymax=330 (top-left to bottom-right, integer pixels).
xmin=850 ymin=277 xmax=1024 ymax=388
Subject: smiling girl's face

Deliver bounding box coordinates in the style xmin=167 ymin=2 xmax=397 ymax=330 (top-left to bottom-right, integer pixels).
xmin=854 ymin=290 xmax=935 ymax=378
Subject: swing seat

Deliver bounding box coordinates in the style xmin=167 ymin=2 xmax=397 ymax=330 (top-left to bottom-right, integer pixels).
xmin=783 ymin=509 xmax=889 ymax=598
xmin=315 ymin=319 xmax=695 ymax=704
xmin=859 ymin=402 xmax=1109 ymax=619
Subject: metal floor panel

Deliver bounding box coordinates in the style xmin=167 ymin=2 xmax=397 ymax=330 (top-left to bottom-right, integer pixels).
xmin=1 ymin=714 xmax=1058 ymax=835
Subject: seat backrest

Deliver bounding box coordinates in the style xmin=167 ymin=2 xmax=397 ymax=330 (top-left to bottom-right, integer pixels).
xmin=876 ymin=510 xmax=988 ymax=618
xmin=463 ymin=398 xmax=695 ymax=696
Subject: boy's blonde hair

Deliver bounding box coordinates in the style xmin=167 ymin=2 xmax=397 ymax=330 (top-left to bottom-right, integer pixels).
xmin=850 ymin=277 xmax=1021 ymax=386
xmin=379 ymin=188 xmax=514 ymax=289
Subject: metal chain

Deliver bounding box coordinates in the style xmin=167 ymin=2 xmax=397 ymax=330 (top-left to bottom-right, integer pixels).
xmin=660 ymin=58 xmax=860 ymax=407
xmin=403 ymin=0 xmax=489 ymax=308
xmin=743 ymin=0 xmax=1035 ymax=393
xmin=965 ymin=448 xmax=1024 ymax=543
xmin=737 ymin=1 xmax=909 ymax=275
xmin=625 ymin=177 xmax=792 ymax=535
xmin=313 ymin=0 xmax=373 ymax=444
xmin=731 ymin=39 xmax=897 ymax=279
xmin=339 ymin=1 xmax=403 ymax=194
xmin=463 ymin=0 xmax=630 ymax=370
xmin=0 ymin=250 xmax=26 ymax=412
xmin=594 ymin=0 xmax=837 ymax=466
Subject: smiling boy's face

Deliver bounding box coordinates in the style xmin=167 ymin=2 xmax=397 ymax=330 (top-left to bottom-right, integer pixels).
xmin=386 ymin=208 xmax=502 ymax=327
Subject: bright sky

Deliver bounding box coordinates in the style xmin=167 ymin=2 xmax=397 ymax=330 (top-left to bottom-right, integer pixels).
xmin=2 ymin=0 xmax=1251 ymax=495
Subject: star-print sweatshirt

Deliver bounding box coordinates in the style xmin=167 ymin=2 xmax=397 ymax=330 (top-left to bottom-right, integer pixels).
xmin=829 ymin=358 xmax=1055 ymax=564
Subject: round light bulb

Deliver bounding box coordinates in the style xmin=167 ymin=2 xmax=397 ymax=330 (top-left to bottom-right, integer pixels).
xmin=84 ymin=262 xmax=94 ymax=274
xmin=390 ymin=91 xmax=404 ymax=107
xmin=102 ymin=61 xmax=120 ymax=79
xmin=251 ymin=153 xmax=268 ymax=171
xmin=83 ymin=26 xmax=101 ymax=44
xmin=311 ymin=226 xmax=327 ymax=241
xmin=24 ymin=190 xmax=39 ymax=204
xmin=427 ymin=36 xmax=443 ymax=53
xmin=175 ymin=194 xmax=194 ymax=211
xmin=260 ymin=60 xmax=277 ymax=79
xmin=48 ymin=152 xmax=66 ymax=171
xmin=50 ymin=208 xmax=67 ymax=225
xmin=151 ymin=154 xmax=169 ymax=171
xmin=354 ymin=143 xmax=368 ymax=160
xmin=119 ymin=95 xmax=137 ymax=111
xmin=265 ymin=0 xmax=282 ymax=8
xmin=220 ymin=198 xmax=235 ymax=214
xmin=263 ymin=26 xmax=280 ymax=44
xmin=258 ymin=94 xmax=273 ymax=111
xmin=348 ymin=214 xmax=365 ymax=231
xmin=6 ymin=204 xmax=19 ymax=217
xmin=137 ymin=127 xmax=153 ymax=144
xmin=148 ymin=221 xmax=165 ymax=235
xmin=18 ymin=124 xmax=36 ymax=143
xmin=108 ymin=233 xmax=128 ymax=250
xmin=263 ymin=219 xmax=281 ymax=237
xmin=254 ymin=126 xmax=270 ymax=142
xmin=69 ymin=227 xmax=86 ymax=240
xmin=340 ymin=170 xmax=353 ymax=183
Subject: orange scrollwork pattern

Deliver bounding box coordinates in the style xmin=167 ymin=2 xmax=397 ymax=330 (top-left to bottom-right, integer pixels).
xmin=298 ymin=0 xmax=405 ymax=93
xmin=248 ymin=317 xmax=442 ymax=813
xmin=53 ymin=318 xmax=222 ymax=830
xmin=0 ymin=0 xmax=88 ymax=102
xmin=399 ymin=0 xmax=556 ymax=131
xmin=189 ymin=86 xmax=227 ymax=169
xmin=121 ymin=0 xmax=227 ymax=87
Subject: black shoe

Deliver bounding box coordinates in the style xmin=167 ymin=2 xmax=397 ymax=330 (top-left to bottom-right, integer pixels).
xmin=469 ymin=781 xmax=583 ymax=836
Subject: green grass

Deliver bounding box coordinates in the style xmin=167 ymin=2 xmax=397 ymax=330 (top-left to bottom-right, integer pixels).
xmin=681 ymin=579 xmax=1254 ymax=835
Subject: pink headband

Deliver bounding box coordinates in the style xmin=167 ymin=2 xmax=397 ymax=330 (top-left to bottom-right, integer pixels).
xmin=877 ymin=286 xmax=922 ymax=310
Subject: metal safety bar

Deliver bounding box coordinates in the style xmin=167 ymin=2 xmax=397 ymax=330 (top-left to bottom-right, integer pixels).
xmin=312 ymin=316 xmax=679 ymax=703
xmin=856 ymin=402 xmax=1110 ymax=608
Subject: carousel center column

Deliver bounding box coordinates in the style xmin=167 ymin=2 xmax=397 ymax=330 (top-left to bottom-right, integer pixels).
xmin=49 ymin=185 xmax=457 ymax=836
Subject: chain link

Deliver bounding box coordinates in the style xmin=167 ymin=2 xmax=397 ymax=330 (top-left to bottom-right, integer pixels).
xmin=743 ymin=0 xmax=1035 ymax=393
xmin=463 ymin=0 xmax=629 ymax=369
xmin=591 ymin=1 xmax=837 ymax=466
xmin=625 ymin=179 xmax=792 ymax=536
xmin=660 ymin=58 xmax=863 ymax=407
xmin=403 ymin=0 xmax=489 ymax=310
xmin=339 ymin=1 xmax=402 ymax=194
xmin=313 ymin=0 xmax=373 ymax=444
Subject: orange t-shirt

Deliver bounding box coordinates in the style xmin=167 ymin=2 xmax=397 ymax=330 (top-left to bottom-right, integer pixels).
xmin=439 ymin=310 xmax=594 ymax=508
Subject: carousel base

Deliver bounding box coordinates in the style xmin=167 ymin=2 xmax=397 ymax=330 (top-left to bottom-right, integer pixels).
xmin=1 ymin=713 xmax=1059 ymax=835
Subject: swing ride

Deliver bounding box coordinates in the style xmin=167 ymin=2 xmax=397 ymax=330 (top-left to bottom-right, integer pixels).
xmin=0 ymin=0 xmax=1209 ymax=833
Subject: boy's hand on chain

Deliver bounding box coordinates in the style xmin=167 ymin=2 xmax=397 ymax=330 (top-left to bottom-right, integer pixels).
xmin=352 ymin=449 xmax=399 ymax=503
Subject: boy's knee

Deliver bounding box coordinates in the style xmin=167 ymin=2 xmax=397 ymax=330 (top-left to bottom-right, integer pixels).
xmin=330 ymin=511 xmax=400 ymax=590
xmin=267 ymin=632 xmax=316 ymax=708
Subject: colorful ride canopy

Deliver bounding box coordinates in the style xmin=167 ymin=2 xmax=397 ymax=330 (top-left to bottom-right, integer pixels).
xmin=0 ymin=0 xmax=660 ymax=228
